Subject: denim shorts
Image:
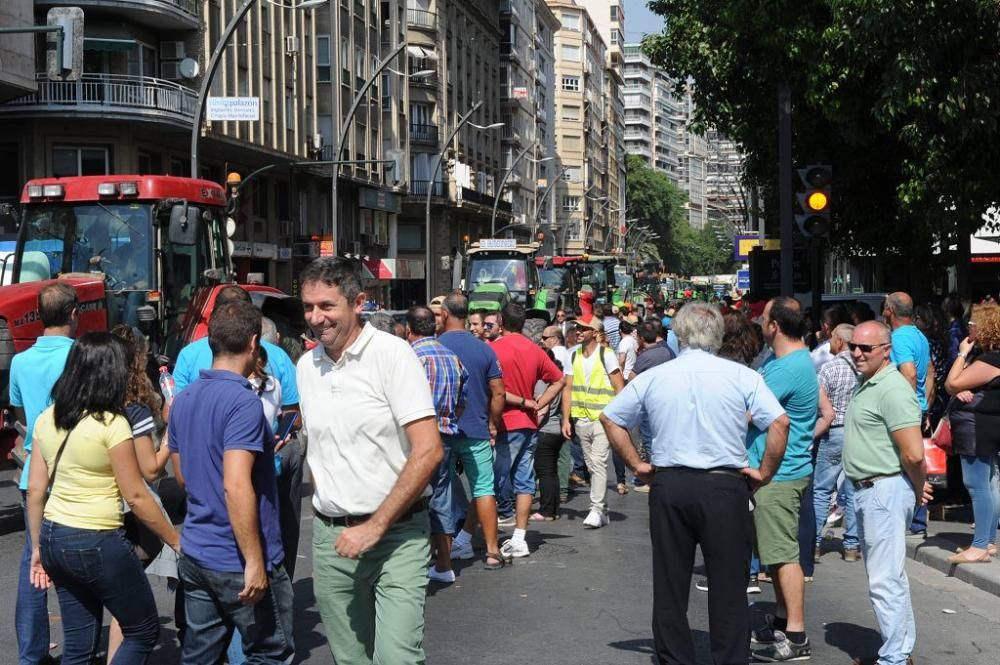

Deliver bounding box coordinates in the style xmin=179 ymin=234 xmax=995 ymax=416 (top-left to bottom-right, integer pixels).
xmin=495 ymin=429 xmax=538 ymax=496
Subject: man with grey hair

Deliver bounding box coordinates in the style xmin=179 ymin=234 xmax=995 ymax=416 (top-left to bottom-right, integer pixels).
xmin=601 ymin=301 xmax=790 ymax=665
xmin=813 ymin=323 xmax=861 ymax=563
xmin=367 ymin=311 xmax=397 ymax=336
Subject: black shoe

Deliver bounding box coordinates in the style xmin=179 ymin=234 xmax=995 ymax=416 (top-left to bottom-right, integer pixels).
xmin=751 ymin=632 xmax=811 ymax=661
xmin=751 ymin=614 xmax=782 ymax=645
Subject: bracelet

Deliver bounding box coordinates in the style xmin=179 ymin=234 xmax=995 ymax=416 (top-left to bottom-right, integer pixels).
xmin=957 ymin=351 xmax=968 ymax=359
xmin=520 ymin=396 xmax=526 ymax=406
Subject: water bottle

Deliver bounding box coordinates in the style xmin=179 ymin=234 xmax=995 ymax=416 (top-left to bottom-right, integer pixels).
xmin=159 ymin=366 xmax=177 ymax=406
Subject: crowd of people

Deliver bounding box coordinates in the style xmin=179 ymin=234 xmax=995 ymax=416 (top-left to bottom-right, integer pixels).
xmin=9 ymin=258 xmax=999 ymax=665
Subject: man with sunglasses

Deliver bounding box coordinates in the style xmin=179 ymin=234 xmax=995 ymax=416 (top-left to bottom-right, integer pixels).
xmin=482 ymin=313 xmax=501 ymax=342
xmin=843 ymin=321 xmax=931 ymax=665
xmin=882 ymin=292 xmax=935 ymax=537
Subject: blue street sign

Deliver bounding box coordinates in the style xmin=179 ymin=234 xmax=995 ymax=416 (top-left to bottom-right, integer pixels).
xmin=737 ymin=269 xmax=750 ymax=290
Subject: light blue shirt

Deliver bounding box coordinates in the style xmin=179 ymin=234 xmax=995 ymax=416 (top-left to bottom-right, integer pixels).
xmin=173 ymin=337 xmax=299 ymax=407
xmin=746 ymin=348 xmax=818 ymax=482
xmin=10 ymin=335 xmax=74 ymax=490
xmin=666 ymin=330 xmax=679 ymax=356
xmin=890 ymin=324 xmax=930 ymax=413
xmin=604 ymin=348 xmax=785 ymax=469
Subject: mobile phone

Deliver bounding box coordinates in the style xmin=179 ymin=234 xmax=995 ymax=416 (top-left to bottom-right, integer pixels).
xmin=275 ymin=412 xmax=299 ymax=442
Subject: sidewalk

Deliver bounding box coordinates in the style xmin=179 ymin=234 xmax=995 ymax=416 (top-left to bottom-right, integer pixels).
xmin=907 ymin=505 xmax=1000 ymax=598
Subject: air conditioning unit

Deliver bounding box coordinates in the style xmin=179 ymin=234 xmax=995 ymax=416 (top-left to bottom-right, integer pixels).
xmin=160 ymin=41 xmax=185 ymax=61
xmin=161 ymin=62 xmax=182 ymax=81
xmin=279 ymin=220 xmax=292 ymax=236
xmin=292 ymin=242 xmax=319 ymax=258
xmin=284 ymin=36 xmax=300 ymax=55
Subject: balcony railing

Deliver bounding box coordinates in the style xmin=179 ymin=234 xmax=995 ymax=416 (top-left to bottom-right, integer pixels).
xmin=408 ymin=70 xmax=439 ymax=89
xmin=410 ymin=180 xmax=445 ymax=197
xmin=409 ymin=123 xmax=439 ymax=145
xmin=0 ymin=73 xmax=198 ymax=126
xmin=407 ymin=8 xmax=437 ymax=31
xmin=68 ymin=0 xmax=199 ymax=29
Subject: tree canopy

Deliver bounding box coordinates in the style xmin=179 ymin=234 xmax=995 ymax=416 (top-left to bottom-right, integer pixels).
xmin=642 ymin=0 xmax=1000 ymax=267
xmin=625 ymin=154 xmax=735 ymax=275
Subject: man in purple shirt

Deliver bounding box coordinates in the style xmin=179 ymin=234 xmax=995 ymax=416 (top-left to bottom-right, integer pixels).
xmin=168 ymin=300 xmax=293 ymax=664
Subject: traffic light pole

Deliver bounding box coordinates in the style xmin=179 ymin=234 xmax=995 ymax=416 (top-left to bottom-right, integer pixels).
xmin=778 ymin=84 xmax=793 ymax=297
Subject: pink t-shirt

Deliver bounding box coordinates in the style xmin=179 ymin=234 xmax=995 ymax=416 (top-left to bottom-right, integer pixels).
xmin=492 ymin=333 xmax=563 ymax=431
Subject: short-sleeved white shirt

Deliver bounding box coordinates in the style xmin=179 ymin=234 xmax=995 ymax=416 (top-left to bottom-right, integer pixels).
xmin=618 ymin=334 xmax=639 ymax=377
xmin=296 ymin=322 xmax=436 ymax=516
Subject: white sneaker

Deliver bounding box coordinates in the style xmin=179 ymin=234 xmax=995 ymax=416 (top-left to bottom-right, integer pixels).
xmin=582 ymin=510 xmax=609 ymax=528
xmin=451 ymin=540 xmax=475 ymax=560
xmin=500 ymin=538 xmax=530 ymax=558
xmin=427 ymin=566 xmax=456 ymax=583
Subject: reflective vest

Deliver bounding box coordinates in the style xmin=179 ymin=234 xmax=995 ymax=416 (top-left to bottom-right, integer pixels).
xmin=571 ymin=345 xmax=616 ymax=421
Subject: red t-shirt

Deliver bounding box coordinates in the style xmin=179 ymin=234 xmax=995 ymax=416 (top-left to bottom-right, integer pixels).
xmin=491 ymin=333 xmax=563 ymax=431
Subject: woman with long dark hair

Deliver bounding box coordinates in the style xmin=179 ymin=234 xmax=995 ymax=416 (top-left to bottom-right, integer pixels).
xmin=27 ymin=332 xmax=179 ymax=664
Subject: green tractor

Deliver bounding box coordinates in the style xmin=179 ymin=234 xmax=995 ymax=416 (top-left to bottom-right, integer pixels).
xmin=464 ymin=240 xmax=554 ymax=323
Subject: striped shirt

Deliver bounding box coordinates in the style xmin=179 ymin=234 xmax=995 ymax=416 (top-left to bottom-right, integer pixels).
xmin=818 ymin=350 xmax=859 ymax=426
xmin=411 ymin=337 xmax=467 ymax=436
xmin=603 ymin=316 xmax=622 ymax=352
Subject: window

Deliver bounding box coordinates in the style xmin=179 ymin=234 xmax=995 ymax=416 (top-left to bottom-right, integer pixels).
xmin=562 ymin=104 xmax=580 ymax=120
xmin=561 ymin=76 xmax=580 ymax=92
xmin=340 ymin=39 xmax=350 ymax=76
xmin=563 ymin=135 xmax=582 ymax=151
xmin=560 ymin=44 xmax=581 ymax=61
xmin=316 ymin=35 xmax=331 ymax=82
xmin=562 ymin=166 xmax=581 ymax=182
xmin=397 ymin=222 xmax=423 ymax=250
xmin=409 ymin=102 xmax=431 ymax=126
xmin=562 ymin=195 xmax=580 ymax=211
xmin=52 ymin=146 xmax=110 ymax=177
xmin=610 ymin=5 xmax=619 ymax=20
xmin=561 ymin=12 xmax=580 ymax=31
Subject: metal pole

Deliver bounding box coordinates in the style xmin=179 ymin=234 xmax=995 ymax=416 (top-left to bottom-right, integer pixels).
xmin=425 ymin=101 xmax=483 ymax=300
xmin=190 ymin=0 xmax=257 ymax=178
xmin=491 ymin=142 xmax=535 ymax=236
xmin=532 ymin=165 xmax=568 ymax=242
xmin=329 ymin=41 xmax=408 ymax=254
xmin=778 ymin=83 xmax=793 ymax=296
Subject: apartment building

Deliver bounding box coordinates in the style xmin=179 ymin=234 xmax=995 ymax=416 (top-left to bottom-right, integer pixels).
xmin=622 ymin=42 xmax=716 ymax=229
xmin=0 ymin=0 xmax=323 ymax=289
xmin=0 ymin=0 xmax=35 ymax=205
xmin=706 ymin=128 xmax=747 ymax=231
xmin=548 ymin=0 xmax=608 ymax=255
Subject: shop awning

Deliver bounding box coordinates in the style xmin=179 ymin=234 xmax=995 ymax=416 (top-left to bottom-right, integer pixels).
xmin=364 ymin=258 xmax=425 ymax=280
xmin=406 ymin=45 xmax=439 ymax=61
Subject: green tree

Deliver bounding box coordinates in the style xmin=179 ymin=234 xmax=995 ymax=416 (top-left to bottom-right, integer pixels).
xmin=643 ymin=0 xmax=1000 ymax=287
xmin=626 ymin=155 xmax=735 ymax=274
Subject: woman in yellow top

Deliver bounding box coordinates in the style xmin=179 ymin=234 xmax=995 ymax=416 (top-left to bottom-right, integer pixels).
xmin=27 ymin=332 xmax=180 ymax=665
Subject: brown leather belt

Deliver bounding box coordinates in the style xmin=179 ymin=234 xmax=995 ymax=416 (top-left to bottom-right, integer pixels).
xmin=852 ymin=472 xmax=900 ymax=491
xmin=314 ymin=498 xmax=428 ymax=528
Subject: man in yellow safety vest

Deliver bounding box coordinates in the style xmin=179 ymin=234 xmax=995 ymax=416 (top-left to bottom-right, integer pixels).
xmin=561 ymin=316 xmax=625 ymax=528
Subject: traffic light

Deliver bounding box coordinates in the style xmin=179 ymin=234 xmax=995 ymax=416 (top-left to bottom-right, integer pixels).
xmin=795 ymin=165 xmax=832 ymax=238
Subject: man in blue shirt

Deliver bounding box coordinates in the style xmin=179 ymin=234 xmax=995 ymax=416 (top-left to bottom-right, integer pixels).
xmin=171 ymin=286 xmax=302 ymax=574
xmin=168 ymin=299 xmax=293 ymax=664
xmin=883 ymin=291 xmax=934 ymax=537
xmin=601 ymin=301 xmax=789 ymax=665
xmin=437 ymin=293 xmax=506 ymax=570
xmin=746 ymin=297 xmax=819 ymax=662
xmin=11 ymin=282 xmax=77 ymax=665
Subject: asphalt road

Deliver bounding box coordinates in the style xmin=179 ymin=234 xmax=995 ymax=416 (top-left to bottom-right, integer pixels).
xmin=1 ymin=478 xmax=999 ymax=665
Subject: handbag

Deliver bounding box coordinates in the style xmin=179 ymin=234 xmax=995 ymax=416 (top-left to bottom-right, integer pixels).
xmin=930 ymin=417 xmax=952 ymax=452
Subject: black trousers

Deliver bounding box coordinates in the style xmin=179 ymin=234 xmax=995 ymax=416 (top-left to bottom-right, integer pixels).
xmin=534 ymin=432 xmax=565 ymax=517
xmin=276 ymin=439 xmax=304 ymax=580
xmin=649 ymin=468 xmax=753 ymax=665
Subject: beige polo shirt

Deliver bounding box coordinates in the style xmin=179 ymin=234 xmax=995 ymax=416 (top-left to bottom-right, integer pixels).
xmin=297 ymin=322 xmax=436 ymax=517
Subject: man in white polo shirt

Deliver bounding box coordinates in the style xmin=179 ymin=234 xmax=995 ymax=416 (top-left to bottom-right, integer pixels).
xmin=296 ymin=258 xmax=443 ymax=665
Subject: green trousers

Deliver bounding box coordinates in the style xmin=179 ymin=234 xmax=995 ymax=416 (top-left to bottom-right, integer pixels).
xmin=558 ymin=439 xmax=572 ymax=496
xmin=313 ymin=511 xmax=430 ymax=665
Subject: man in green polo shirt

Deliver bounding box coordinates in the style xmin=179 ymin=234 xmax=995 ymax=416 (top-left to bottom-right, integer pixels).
xmin=843 ymin=320 xmax=933 ymax=665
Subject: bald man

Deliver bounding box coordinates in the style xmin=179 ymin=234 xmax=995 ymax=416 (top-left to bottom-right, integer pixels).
xmin=843 ymin=320 xmax=931 ymax=665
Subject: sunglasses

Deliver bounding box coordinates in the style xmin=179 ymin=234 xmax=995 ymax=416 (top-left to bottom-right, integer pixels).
xmin=848 ymin=342 xmax=889 ymax=353
xmin=483 ymin=322 xmax=497 ymax=329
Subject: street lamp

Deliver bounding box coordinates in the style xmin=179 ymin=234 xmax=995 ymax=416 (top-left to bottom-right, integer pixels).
xmin=424 ymin=102 xmax=503 ymax=298
xmin=328 ymin=41 xmax=408 ymax=253
xmin=532 ymin=164 xmax=569 ymax=239
xmin=491 ymin=143 xmax=554 ymax=235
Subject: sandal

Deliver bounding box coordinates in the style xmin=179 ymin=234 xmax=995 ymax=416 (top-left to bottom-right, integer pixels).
xmin=484 ymin=551 xmax=506 ymax=570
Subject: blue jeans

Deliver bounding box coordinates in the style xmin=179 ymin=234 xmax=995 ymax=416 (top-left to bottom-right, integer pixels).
xmin=960 ymin=455 xmax=1000 ymax=549
xmin=179 ymin=555 xmax=294 ymax=665
xmin=813 ymin=429 xmax=859 ymax=550
xmin=16 ymin=495 xmax=50 ymax=665
xmin=494 ymin=429 xmax=538 ymax=518
xmin=39 ymin=520 xmax=160 ymax=665
xmin=798 ymin=478 xmax=816 ymax=578
xmin=428 ymin=439 xmax=470 ymax=535
xmin=855 ymin=474 xmax=917 ymax=665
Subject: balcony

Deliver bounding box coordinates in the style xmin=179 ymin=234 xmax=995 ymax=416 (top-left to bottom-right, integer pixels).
xmin=458 ymin=186 xmax=511 ymax=214
xmin=0 ymin=73 xmax=197 ymax=128
xmin=409 ymin=123 xmax=439 ymax=146
xmin=408 ymin=70 xmax=439 ymax=89
xmin=409 ymin=180 xmax=445 ymax=197
xmin=37 ymin=0 xmax=200 ymax=30
xmin=406 ymin=8 xmax=437 ymax=32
